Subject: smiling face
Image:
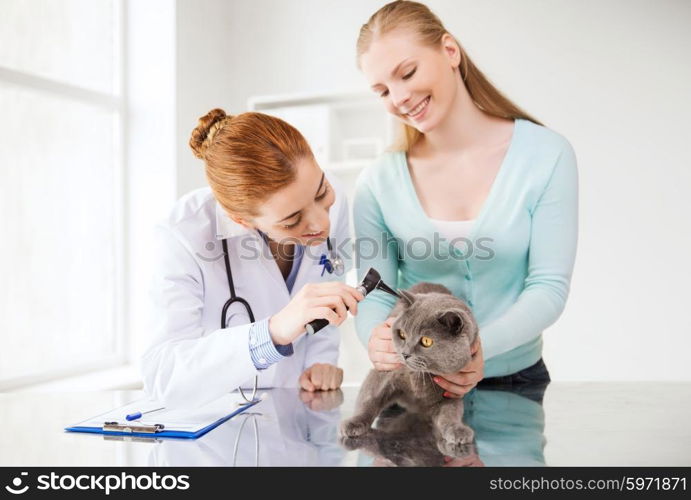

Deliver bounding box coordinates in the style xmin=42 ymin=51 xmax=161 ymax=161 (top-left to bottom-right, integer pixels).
xmin=238 ymin=156 xmax=335 ymax=246
xmin=359 ymin=29 xmax=462 ymax=134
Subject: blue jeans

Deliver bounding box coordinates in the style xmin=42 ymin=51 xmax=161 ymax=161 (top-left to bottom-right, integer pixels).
xmin=475 ymin=358 xmax=551 ymax=404
xmin=479 ymin=358 xmax=551 ymax=385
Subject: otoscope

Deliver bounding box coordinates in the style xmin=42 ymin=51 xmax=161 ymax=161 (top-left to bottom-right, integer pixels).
xmin=305 ymin=267 xmax=400 ymax=335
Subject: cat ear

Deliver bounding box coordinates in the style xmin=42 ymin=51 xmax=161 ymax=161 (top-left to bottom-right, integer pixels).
xmin=398 ymin=289 xmax=416 ymax=308
xmin=438 ymin=310 xmax=464 ymax=333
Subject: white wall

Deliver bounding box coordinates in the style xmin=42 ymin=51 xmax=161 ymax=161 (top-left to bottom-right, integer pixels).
xmin=173 ymin=0 xmax=691 ymax=382
xmin=175 ymin=0 xmax=379 ymax=195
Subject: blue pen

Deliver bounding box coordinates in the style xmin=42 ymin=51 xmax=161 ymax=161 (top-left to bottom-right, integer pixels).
xmin=126 ymin=407 xmax=165 ymax=421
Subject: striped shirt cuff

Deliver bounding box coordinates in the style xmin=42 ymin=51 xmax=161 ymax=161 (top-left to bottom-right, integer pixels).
xmin=249 ymin=318 xmax=294 ymax=370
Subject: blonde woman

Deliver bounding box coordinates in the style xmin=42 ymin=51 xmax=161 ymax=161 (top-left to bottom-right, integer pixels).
xmin=354 ymin=0 xmax=578 ymax=400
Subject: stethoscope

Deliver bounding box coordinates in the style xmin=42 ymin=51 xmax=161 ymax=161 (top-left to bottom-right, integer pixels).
xmin=320 ymin=237 xmax=345 ymax=276
xmin=231 ymin=412 xmax=261 ymax=467
xmin=220 ymin=234 xmax=344 ymax=404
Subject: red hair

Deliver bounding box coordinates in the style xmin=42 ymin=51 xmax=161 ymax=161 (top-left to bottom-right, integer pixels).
xmin=189 ymin=108 xmax=313 ymax=218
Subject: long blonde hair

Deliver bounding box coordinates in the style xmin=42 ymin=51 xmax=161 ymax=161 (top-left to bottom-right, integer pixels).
xmin=357 ymin=0 xmax=542 ymax=151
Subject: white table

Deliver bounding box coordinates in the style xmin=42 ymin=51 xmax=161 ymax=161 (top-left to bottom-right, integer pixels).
xmin=1 ymin=383 xmax=689 ymax=466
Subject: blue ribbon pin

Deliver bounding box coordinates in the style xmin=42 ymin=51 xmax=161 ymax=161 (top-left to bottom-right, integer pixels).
xmin=319 ymin=254 xmax=333 ymax=276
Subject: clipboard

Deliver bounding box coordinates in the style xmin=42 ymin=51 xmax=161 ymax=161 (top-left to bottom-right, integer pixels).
xmin=65 ymin=393 xmax=261 ymax=440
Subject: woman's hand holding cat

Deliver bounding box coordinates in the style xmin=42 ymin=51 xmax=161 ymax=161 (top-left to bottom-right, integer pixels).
xmin=299 ymin=363 xmax=344 ymax=392
xmin=433 ymin=338 xmax=484 ymax=398
xmin=368 ymin=317 xmax=403 ymax=371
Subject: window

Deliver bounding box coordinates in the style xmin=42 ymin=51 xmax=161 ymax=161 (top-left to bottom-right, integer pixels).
xmin=0 ymin=0 xmax=125 ymax=388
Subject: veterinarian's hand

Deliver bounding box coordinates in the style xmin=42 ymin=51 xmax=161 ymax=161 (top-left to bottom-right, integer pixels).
xmin=269 ymin=282 xmax=363 ymax=345
xmin=299 ymin=363 xmax=343 ymax=392
xmin=433 ymin=338 xmax=484 ymax=398
xmin=299 ymin=388 xmax=344 ymax=411
xmin=368 ymin=317 xmax=402 ymax=371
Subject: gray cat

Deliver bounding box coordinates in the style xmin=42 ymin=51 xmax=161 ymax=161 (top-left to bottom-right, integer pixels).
xmin=341 ymin=282 xmax=478 ymax=456
xmin=340 ymin=409 xmax=479 ymax=466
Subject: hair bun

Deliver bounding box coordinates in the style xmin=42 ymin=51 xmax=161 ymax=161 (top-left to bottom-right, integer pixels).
xmin=189 ymin=108 xmax=231 ymax=159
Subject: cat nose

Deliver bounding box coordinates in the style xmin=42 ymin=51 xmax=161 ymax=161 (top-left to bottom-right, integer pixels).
xmin=402 ymin=353 xmax=411 ymax=360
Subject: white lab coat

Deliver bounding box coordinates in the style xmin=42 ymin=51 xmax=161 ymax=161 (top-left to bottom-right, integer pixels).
xmin=141 ymin=175 xmax=351 ymax=408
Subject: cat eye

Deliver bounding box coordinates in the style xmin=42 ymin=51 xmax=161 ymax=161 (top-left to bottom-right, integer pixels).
xmin=398 ymin=330 xmax=406 ymax=340
xmin=420 ymin=336 xmax=433 ymax=348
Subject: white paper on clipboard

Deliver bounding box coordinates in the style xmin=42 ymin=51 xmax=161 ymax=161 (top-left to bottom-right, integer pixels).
xmin=69 ymin=392 xmax=260 ymax=433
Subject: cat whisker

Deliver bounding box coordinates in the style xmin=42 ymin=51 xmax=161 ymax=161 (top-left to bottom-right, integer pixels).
xmin=409 ymin=359 xmax=428 ymax=372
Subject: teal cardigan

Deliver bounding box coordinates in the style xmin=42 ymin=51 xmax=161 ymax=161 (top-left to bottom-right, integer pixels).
xmin=353 ymin=119 xmax=578 ymax=377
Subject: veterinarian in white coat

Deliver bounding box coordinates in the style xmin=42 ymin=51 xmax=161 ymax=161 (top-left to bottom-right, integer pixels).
xmin=141 ymin=109 xmax=362 ymax=408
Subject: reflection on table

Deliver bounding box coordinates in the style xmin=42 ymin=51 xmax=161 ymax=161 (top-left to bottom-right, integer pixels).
xmin=343 ymin=384 xmax=547 ymax=467
xmin=3 ymin=382 xmax=688 ymax=466
xmin=148 ymin=383 xmax=547 ymax=467
xmin=149 ymin=389 xmax=345 ymax=467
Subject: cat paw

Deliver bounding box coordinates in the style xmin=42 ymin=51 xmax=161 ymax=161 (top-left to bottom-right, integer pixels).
xmin=436 ymin=425 xmax=475 ymax=457
xmin=340 ymin=417 xmax=372 ymax=438
xmin=339 ymin=434 xmax=370 ymax=450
